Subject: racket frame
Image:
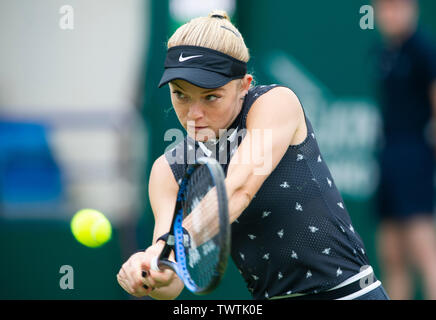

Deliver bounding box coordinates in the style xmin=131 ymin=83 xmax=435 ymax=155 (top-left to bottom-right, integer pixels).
xmin=151 ymin=157 xmax=230 ymax=295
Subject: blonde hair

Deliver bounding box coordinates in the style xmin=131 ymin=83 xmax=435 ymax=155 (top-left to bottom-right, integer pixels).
xmin=167 ymin=9 xmax=250 ymax=63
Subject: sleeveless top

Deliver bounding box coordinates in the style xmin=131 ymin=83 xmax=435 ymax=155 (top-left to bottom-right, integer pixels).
xmin=164 ymin=84 xmax=370 ymax=299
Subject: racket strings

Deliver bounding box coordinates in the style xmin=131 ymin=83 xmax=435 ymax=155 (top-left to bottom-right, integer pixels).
xmin=181 ymin=165 xmax=223 ymax=288
xmin=183 ymin=168 xmax=221 ymax=246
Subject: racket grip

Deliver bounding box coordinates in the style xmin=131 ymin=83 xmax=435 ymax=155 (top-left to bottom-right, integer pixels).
xmin=150 ymin=256 xmax=160 ymax=272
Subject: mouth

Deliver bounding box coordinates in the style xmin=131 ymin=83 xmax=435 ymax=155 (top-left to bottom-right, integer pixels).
xmin=195 ymin=126 xmax=208 ymax=131
xmin=188 ymin=125 xmax=208 ymax=132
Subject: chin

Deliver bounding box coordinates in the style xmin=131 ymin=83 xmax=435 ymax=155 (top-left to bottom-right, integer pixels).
xmin=186 ymin=128 xmax=218 ymax=142
xmin=186 ymin=132 xmax=205 ymax=142
xmin=190 ymin=133 xmax=219 ymax=143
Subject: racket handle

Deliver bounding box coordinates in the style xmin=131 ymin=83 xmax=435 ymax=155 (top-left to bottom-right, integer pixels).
xmin=150 ymin=256 xmax=160 ymax=272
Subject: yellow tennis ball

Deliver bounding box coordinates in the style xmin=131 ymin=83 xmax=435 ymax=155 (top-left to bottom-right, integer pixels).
xmin=71 ymin=209 xmax=112 ymax=248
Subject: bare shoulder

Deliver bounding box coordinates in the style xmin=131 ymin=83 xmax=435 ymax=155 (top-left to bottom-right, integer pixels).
xmin=149 ymin=154 xmax=178 ymax=198
xmin=247 ymin=86 xmax=304 ymax=125
xmin=150 ymin=154 xmax=172 ymax=176
xmin=256 ymin=86 xmax=301 ymax=110
xmin=264 ymin=85 xmax=299 ymax=99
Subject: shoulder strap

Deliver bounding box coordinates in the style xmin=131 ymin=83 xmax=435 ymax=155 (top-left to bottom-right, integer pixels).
xmin=164 ymin=140 xmax=188 ymax=185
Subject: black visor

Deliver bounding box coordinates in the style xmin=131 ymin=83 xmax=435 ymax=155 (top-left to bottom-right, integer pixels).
xmin=158 ymin=45 xmax=247 ymax=89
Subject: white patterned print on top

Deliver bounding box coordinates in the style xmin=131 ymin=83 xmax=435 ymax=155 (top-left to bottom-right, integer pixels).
xmin=262 ymin=211 xmax=271 ymax=218
xmin=322 ymin=248 xmax=331 ymax=255
xmin=280 ymin=181 xmax=290 ymax=188
xmin=308 ymin=226 xmax=319 ymax=233
xmin=295 ymin=202 xmax=303 ymax=211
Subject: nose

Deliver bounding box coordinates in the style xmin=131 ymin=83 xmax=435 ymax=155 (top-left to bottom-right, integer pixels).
xmin=187 ymin=102 xmax=204 ymax=121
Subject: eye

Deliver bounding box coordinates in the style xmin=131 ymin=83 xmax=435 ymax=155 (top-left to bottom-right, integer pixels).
xmin=172 ymin=90 xmax=189 ymax=101
xmin=205 ymin=94 xmax=219 ymax=102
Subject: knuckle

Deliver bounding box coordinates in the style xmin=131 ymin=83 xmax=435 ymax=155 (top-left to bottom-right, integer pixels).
xmin=135 ymin=280 xmax=145 ymax=289
xmin=131 ymin=290 xmax=141 ymax=297
xmin=161 ymin=273 xmax=171 ymax=283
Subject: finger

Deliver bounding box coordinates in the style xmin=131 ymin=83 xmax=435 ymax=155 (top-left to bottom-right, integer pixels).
xmin=141 ymin=270 xmax=153 ymax=290
xmin=132 ymin=282 xmax=152 ymax=297
xmin=119 ymin=270 xmax=151 ymax=297
xmin=133 ymin=269 xmax=153 ymax=296
xmin=148 ymin=267 xmax=176 ymax=288
xmin=118 ymin=269 xmax=137 ymax=294
xmin=121 ymin=261 xmax=146 ymax=294
xmin=149 ymin=256 xmax=160 ymax=272
xmin=138 ymin=256 xmax=158 ymax=287
xmin=141 ymin=268 xmax=157 ymax=289
xmin=117 ymin=273 xmax=134 ymax=295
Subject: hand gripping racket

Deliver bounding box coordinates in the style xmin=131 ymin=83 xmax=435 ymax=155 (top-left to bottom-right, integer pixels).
xmin=150 ymin=157 xmax=230 ymax=295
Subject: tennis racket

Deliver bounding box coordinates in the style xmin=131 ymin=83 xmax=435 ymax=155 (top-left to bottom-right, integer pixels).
xmin=150 ymin=157 xmax=230 ymax=295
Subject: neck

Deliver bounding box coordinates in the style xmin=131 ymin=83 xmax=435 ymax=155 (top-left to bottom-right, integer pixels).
xmin=225 ymin=97 xmax=245 ymax=131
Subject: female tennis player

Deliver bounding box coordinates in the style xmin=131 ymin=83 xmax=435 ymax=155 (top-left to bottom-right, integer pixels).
xmin=117 ymin=10 xmax=389 ymax=300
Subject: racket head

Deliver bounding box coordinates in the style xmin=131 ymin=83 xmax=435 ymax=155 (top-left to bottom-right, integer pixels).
xmin=173 ymin=157 xmax=230 ymax=295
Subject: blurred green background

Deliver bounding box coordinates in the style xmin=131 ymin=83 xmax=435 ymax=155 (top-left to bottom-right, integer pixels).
xmin=1 ymin=0 xmax=436 ymax=300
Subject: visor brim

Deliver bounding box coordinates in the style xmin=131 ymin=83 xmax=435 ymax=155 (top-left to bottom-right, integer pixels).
xmin=158 ymin=68 xmax=237 ymax=89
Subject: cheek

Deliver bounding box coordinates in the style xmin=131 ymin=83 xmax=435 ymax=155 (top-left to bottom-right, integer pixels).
xmin=211 ymin=106 xmax=230 ymax=120
xmin=208 ymin=103 xmax=238 ymax=128
xmin=172 ymin=105 xmax=188 ymax=126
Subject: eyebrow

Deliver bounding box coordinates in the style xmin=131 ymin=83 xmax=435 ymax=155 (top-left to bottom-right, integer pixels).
xmin=172 ymin=82 xmax=224 ymax=94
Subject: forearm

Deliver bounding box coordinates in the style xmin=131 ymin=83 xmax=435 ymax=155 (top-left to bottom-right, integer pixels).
xmin=181 ymin=175 xmax=251 ymax=246
xmin=227 ymin=187 xmax=251 ymax=223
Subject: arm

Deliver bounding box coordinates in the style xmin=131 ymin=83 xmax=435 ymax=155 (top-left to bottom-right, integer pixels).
xmin=147 ymin=155 xmax=185 ymax=299
xmin=117 ymin=155 xmax=185 ymax=300
xmin=225 ymin=87 xmax=306 ymax=223
xmin=181 ymin=87 xmax=305 ymax=242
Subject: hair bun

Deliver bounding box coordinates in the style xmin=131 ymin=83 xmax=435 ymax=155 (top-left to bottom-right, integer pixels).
xmin=208 ymin=10 xmax=230 ymax=21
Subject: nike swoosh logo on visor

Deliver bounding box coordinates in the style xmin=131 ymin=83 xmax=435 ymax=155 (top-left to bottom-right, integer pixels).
xmin=179 ymin=53 xmax=203 ymax=62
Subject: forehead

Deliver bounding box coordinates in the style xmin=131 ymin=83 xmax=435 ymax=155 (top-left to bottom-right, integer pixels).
xmin=170 ymin=79 xmax=236 ymax=93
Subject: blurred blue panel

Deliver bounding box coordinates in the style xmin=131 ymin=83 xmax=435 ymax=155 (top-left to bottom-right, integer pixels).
xmin=0 ymin=120 xmax=63 ymax=212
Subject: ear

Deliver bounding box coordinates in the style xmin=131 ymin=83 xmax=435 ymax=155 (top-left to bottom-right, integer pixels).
xmin=239 ymin=74 xmax=253 ymax=98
